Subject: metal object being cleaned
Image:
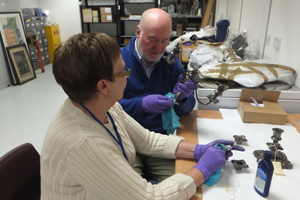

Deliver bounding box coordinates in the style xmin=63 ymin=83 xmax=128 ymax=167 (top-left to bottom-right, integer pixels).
xmin=253 ymin=150 xmax=292 ymax=169
xmin=253 ymin=127 xmax=293 ymax=169
xmin=233 ymin=135 xmax=248 ymax=144
xmin=164 ymin=43 xmax=228 ymax=105
xmin=271 ymin=128 xmax=284 ymax=144
xmin=266 ymin=142 xmax=283 ymax=151
xmin=231 ymin=159 xmax=249 ymax=170
xmin=164 ymin=43 xmax=182 ymax=65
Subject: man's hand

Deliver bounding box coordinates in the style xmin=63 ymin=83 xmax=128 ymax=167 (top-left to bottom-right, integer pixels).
xmin=142 ymin=94 xmax=174 ymax=113
xmin=173 ymin=74 xmax=196 ymax=100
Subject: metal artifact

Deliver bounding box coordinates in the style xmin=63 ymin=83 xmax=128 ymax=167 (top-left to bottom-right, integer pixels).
xmin=231 ymin=159 xmax=249 ymax=170
xmin=233 ymin=135 xmax=248 ymax=144
xmin=164 ymin=43 xmax=228 ymax=105
xmin=253 ymin=128 xmax=293 ymax=169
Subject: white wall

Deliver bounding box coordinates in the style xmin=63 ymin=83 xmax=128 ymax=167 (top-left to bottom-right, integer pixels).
xmin=215 ymin=0 xmax=270 ymax=59
xmin=20 ymin=0 xmax=39 ymax=8
xmin=263 ymin=0 xmax=300 ymax=87
xmin=0 ymin=0 xmax=81 ymax=89
xmin=20 ymin=0 xmax=81 ymax=42
xmin=239 ymin=0 xmax=271 ymax=59
xmin=215 ymin=0 xmax=300 ymax=86
xmin=38 ymin=0 xmax=81 ymax=42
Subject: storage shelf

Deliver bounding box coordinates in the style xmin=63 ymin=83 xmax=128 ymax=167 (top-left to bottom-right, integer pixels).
xmin=80 ymin=0 xmax=158 ymax=46
xmin=123 ymin=1 xmax=155 ymax=4
xmin=121 ymin=35 xmax=135 ymax=38
xmin=120 ymin=19 xmax=140 ymax=21
xmin=83 ymin=22 xmax=116 ymax=24
xmin=80 ymin=5 xmax=115 ymax=7
xmin=170 ymin=15 xmax=202 ymax=19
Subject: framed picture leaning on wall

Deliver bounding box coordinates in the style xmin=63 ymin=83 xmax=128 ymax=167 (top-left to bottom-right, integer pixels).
xmin=6 ymin=44 xmax=36 ymax=85
xmin=0 ymin=12 xmax=28 ymax=85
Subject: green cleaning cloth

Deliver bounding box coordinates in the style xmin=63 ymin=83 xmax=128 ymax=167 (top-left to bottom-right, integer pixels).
xmin=162 ymin=92 xmax=181 ymax=135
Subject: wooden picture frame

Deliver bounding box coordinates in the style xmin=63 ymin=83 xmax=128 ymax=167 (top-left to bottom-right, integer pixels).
xmin=6 ymin=44 xmax=36 ymax=85
xmin=0 ymin=12 xmax=28 ymax=84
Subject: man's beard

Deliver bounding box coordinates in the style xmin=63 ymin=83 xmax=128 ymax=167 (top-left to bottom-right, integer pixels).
xmin=138 ymin=42 xmax=163 ymax=62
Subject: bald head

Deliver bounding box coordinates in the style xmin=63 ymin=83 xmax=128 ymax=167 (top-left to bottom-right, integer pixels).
xmin=136 ymin=8 xmax=172 ymax=66
xmin=139 ymin=8 xmax=172 ymax=33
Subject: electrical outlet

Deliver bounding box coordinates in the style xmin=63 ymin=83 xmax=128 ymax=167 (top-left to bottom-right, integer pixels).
xmin=273 ymin=37 xmax=282 ymax=51
xmin=265 ymin=34 xmax=271 ymax=46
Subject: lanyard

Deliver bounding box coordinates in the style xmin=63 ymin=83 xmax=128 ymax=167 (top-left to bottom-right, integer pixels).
xmin=78 ymin=102 xmax=128 ymax=161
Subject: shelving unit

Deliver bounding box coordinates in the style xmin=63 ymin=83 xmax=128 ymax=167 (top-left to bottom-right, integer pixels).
xmin=79 ymin=0 xmax=121 ymax=45
xmin=160 ymin=0 xmax=205 ymax=37
xmin=119 ymin=0 xmax=158 ymax=46
xmin=79 ymin=0 xmax=157 ymax=46
xmin=22 ymin=8 xmax=50 ymax=70
xmin=79 ymin=0 xmax=208 ymax=46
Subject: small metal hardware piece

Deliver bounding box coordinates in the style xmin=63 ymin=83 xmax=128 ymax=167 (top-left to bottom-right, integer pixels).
xmin=231 ymin=159 xmax=249 ymax=170
xmin=233 ymin=135 xmax=248 ymax=144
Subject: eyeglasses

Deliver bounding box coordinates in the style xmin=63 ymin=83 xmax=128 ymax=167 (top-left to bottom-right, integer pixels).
xmin=112 ymin=66 xmax=131 ymax=77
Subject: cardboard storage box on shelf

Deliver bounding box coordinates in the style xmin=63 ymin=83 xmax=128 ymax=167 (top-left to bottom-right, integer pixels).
xmin=92 ymin=10 xmax=98 ymax=16
xmin=82 ymin=8 xmax=92 ymax=23
xmin=124 ymin=38 xmax=131 ymax=44
xmin=92 ymin=10 xmax=99 ymax=22
xmin=100 ymin=7 xmax=112 ymax=15
xmin=93 ymin=17 xmax=99 ymax=22
xmin=101 ymin=14 xmax=113 ymax=22
xmin=237 ymin=89 xmax=287 ymax=125
xmin=176 ymin=23 xmax=182 ymax=35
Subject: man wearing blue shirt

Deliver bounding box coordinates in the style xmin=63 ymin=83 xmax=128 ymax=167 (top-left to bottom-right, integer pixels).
xmin=119 ymin=8 xmax=196 ymax=182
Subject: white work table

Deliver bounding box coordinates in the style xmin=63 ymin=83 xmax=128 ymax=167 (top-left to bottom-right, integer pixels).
xmin=176 ymin=110 xmax=300 ymax=200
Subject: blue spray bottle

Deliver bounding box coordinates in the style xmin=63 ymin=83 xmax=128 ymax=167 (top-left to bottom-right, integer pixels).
xmin=254 ymin=150 xmax=274 ymax=197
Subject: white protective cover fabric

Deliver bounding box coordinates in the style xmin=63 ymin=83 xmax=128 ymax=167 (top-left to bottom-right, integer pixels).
xmin=187 ymin=45 xmax=296 ymax=87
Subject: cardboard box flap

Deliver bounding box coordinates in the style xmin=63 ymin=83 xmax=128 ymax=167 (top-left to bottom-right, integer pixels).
xmin=239 ymin=88 xmax=280 ymax=103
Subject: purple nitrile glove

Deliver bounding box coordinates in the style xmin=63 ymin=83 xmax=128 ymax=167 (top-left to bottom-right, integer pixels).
xmin=194 ymin=140 xmax=245 ymax=160
xmin=142 ymin=94 xmax=174 ymax=113
xmin=194 ymin=146 xmax=226 ymax=181
xmin=173 ymin=74 xmax=196 ymax=100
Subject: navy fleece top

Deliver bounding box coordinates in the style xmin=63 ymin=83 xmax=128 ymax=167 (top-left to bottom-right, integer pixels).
xmin=119 ymin=37 xmax=195 ymax=134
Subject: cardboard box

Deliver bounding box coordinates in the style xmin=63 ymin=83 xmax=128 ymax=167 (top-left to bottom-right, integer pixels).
xmin=83 ymin=13 xmax=92 ymax=23
xmin=82 ymin=8 xmax=92 ymax=14
xmin=124 ymin=38 xmax=131 ymax=44
xmin=92 ymin=10 xmax=98 ymax=17
xmin=101 ymin=14 xmax=113 ymax=22
xmin=181 ymin=43 xmax=198 ymax=62
xmin=176 ymin=23 xmax=182 ymax=35
xmin=237 ymin=89 xmax=287 ymax=125
xmin=93 ymin=17 xmax=99 ymax=23
xmin=100 ymin=7 xmax=112 ymax=14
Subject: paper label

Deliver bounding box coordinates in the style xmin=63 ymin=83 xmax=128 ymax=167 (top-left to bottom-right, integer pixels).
xmin=272 ymin=161 xmax=285 ymax=176
xmin=194 ymin=193 xmax=202 ymax=197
